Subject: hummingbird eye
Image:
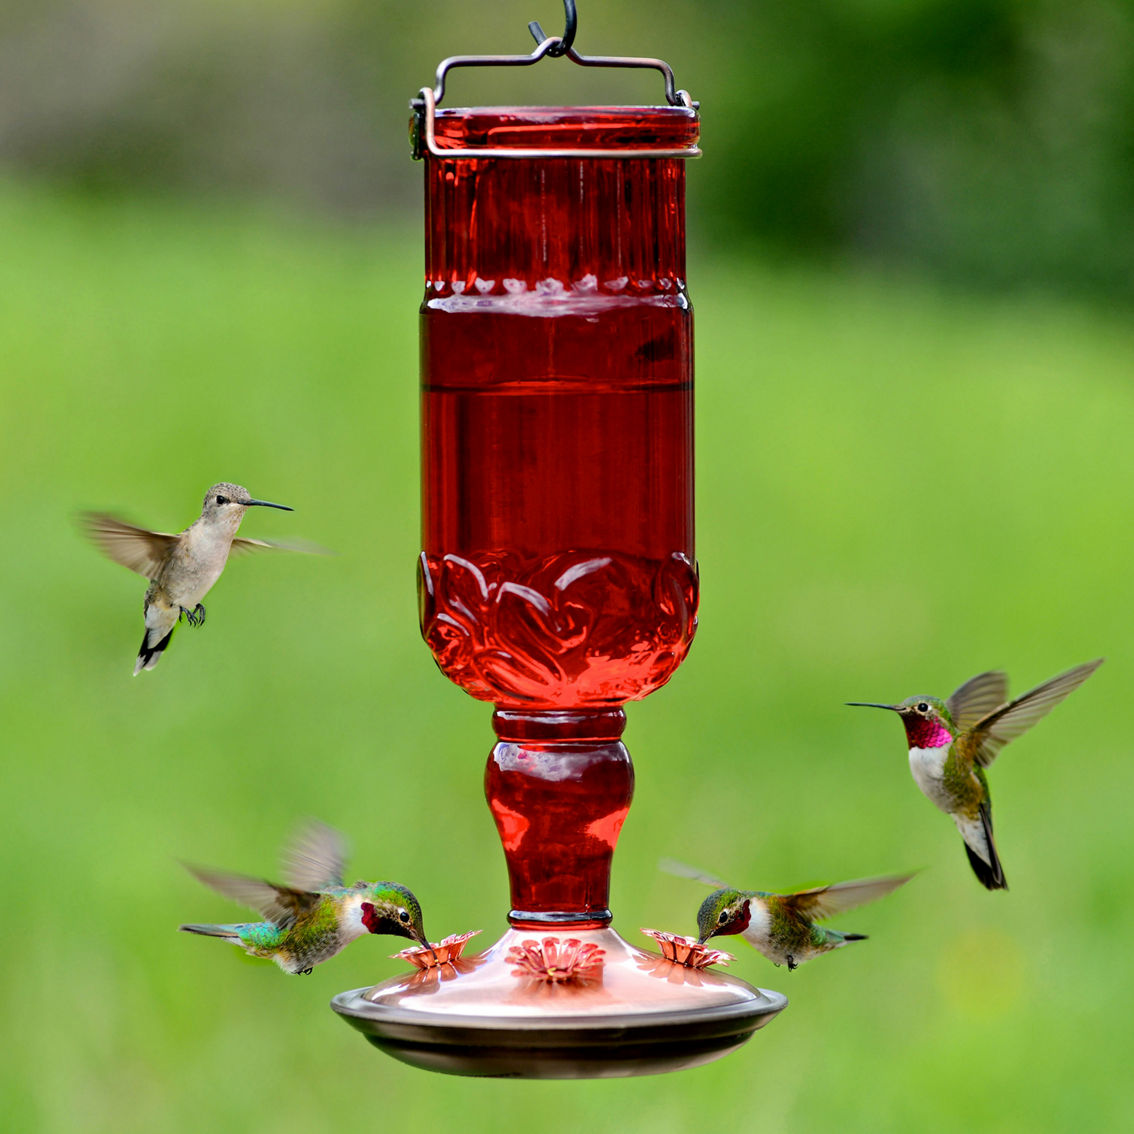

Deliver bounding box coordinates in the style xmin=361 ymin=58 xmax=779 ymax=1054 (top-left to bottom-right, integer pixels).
xmin=215 ymin=495 xmax=229 ymax=505
xmin=398 ymin=909 xmax=411 ymax=923
xmin=719 ymin=910 xmax=730 ymax=923
xmin=916 ymin=702 xmax=930 ymax=713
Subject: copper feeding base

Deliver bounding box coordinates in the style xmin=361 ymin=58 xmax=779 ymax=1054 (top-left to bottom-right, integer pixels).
xmin=332 ymin=926 xmax=787 ymax=1078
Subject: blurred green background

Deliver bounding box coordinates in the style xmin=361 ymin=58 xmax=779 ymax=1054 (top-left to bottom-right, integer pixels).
xmin=2 ymin=2 xmax=1132 ymax=1132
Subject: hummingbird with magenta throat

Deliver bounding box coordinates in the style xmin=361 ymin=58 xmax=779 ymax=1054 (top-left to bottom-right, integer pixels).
xmin=83 ymin=482 xmax=296 ymax=674
xmin=663 ymin=860 xmax=914 ymax=970
xmin=848 ymin=659 xmax=1103 ymax=890
xmin=179 ymin=822 xmax=428 ymax=975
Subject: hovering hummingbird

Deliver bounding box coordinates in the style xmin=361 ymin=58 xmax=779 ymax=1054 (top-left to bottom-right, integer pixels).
xmin=179 ymin=822 xmax=428 ymax=975
xmin=83 ymin=482 xmax=296 ymax=674
xmin=663 ymin=861 xmax=914 ymax=970
xmin=847 ymin=659 xmax=1103 ymax=890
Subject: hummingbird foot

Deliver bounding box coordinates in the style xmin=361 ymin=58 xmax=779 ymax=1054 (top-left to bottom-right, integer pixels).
xmin=179 ymin=604 xmax=207 ymax=628
xmin=299 ymin=967 xmax=313 ymax=976
xmin=786 ymin=955 xmax=797 ymax=971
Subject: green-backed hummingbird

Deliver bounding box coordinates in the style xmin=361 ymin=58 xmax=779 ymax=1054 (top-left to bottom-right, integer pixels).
xmin=663 ymin=860 xmax=914 ymax=970
xmin=179 ymin=822 xmax=428 ymax=975
xmin=83 ymin=482 xmax=295 ymax=674
xmin=848 ymin=659 xmax=1102 ymax=890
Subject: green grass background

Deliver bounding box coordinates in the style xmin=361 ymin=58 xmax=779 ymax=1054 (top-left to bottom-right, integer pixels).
xmin=2 ymin=180 xmax=1132 ymax=1132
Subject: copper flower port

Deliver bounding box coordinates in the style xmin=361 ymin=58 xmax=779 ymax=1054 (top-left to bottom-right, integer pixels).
xmin=641 ymin=928 xmax=734 ymax=970
xmin=507 ymin=937 xmax=606 ymax=983
xmin=392 ymin=930 xmax=481 ymax=970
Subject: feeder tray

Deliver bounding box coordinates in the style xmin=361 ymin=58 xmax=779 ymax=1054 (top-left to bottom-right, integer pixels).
xmin=334 ymin=927 xmax=785 ymax=1078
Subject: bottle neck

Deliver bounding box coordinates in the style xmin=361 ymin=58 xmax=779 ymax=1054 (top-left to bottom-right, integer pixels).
xmin=486 ymin=708 xmax=634 ymax=927
xmin=493 ymin=708 xmax=627 ymax=744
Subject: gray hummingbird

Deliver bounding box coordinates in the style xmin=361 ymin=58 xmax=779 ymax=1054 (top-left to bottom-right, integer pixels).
xmin=83 ymin=482 xmax=295 ymax=674
xmin=848 ymin=659 xmax=1103 ymax=890
xmin=179 ymin=821 xmax=429 ymax=975
xmin=664 ymin=860 xmax=914 ymax=970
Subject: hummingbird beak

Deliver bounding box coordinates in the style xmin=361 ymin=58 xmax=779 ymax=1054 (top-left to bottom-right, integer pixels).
xmin=414 ymin=928 xmax=438 ymax=961
xmin=845 ymin=702 xmax=899 ymax=712
xmin=243 ymin=498 xmax=293 ymax=511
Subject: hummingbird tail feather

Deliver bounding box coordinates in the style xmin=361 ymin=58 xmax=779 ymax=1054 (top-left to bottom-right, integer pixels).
xmin=134 ymin=627 xmax=174 ymax=675
xmin=179 ymin=923 xmax=241 ymax=940
xmin=964 ymin=800 xmax=1008 ymax=890
xmin=964 ymin=841 xmax=1007 ymax=890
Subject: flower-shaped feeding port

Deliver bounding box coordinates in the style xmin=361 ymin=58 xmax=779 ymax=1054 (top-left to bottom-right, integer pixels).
xmin=391 ymin=930 xmax=481 ymax=971
xmin=508 ymin=937 xmax=606 ymax=984
xmin=641 ymin=929 xmax=734 ymax=970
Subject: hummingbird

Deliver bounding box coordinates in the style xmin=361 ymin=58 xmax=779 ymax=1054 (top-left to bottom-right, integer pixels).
xmin=847 ymin=659 xmax=1103 ymax=890
xmin=179 ymin=822 xmax=428 ymax=975
xmin=664 ymin=861 xmax=914 ymax=970
xmin=83 ymin=482 xmax=295 ymax=674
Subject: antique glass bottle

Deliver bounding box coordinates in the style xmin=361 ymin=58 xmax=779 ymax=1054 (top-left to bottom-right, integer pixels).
xmin=419 ymin=106 xmax=698 ymax=923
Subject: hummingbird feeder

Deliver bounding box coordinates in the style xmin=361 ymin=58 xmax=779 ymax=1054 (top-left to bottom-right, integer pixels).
xmin=332 ymin=2 xmax=787 ymax=1076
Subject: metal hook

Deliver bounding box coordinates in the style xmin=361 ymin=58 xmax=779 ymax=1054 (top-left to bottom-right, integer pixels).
xmin=528 ymin=0 xmax=577 ymax=58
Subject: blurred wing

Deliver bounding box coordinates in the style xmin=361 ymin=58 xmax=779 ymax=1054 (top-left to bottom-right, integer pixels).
xmin=659 ymin=858 xmax=728 ymax=889
xmin=785 ymin=873 xmax=916 ymax=921
xmin=183 ymin=863 xmax=319 ymax=926
xmin=228 ymin=536 xmax=332 ymax=557
xmin=971 ymin=659 xmax=1103 ymax=768
xmin=82 ymin=513 xmax=176 ymax=579
xmin=946 ymin=671 xmax=1008 ymax=734
xmin=282 ymin=821 xmax=347 ymax=891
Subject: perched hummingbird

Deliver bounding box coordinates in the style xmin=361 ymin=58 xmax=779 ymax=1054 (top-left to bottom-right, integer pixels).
xmin=848 ymin=659 xmax=1103 ymax=890
xmin=664 ymin=861 xmax=914 ymax=970
xmin=179 ymin=822 xmax=428 ymax=975
xmin=83 ymin=482 xmax=295 ymax=674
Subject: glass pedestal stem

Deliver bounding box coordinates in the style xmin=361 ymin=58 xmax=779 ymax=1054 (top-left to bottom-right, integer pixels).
xmin=488 ymin=709 xmax=632 ymax=926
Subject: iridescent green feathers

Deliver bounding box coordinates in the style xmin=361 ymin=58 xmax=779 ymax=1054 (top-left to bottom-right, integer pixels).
xmin=663 ymin=859 xmax=915 ymax=969
xmin=850 ymin=659 xmax=1103 ymax=890
xmin=179 ymin=821 xmax=426 ymax=974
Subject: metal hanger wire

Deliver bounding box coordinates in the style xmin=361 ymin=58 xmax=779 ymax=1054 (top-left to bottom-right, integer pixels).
xmin=410 ymin=2 xmax=699 ymax=160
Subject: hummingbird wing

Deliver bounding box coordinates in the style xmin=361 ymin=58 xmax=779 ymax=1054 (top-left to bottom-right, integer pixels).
xmin=658 ymin=858 xmax=729 ymax=889
xmin=783 ymin=873 xmax=916 ymax=921
xmin=969 ymin=659 xmax=1103 ymax=768
xmin=282 ymin=821 xmax=347 ymax=891
xmin=183 ymin=863 xmax=320 ymax=927
xmin=82 ymin=513 xmax=178 ymax=580
xmin=946 ymin=671 xmax=1009 ymax=733
xmin=228 ymin=536 xmax=332 ymax=556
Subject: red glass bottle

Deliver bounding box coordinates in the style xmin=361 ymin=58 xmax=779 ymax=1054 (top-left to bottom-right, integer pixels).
xmin=418 ymin=107 xmax=699 ymax=925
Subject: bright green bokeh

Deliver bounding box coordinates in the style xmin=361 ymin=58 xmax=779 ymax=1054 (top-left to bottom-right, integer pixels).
xmin=2 ymin=182 xmax=1131 ymax=1132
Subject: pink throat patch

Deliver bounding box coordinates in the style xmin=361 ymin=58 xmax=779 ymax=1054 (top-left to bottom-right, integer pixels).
xmin=903 ymin=715 xmax=952 ymax=749
xmin=719 ymin=900 xmax=752 ymax=938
